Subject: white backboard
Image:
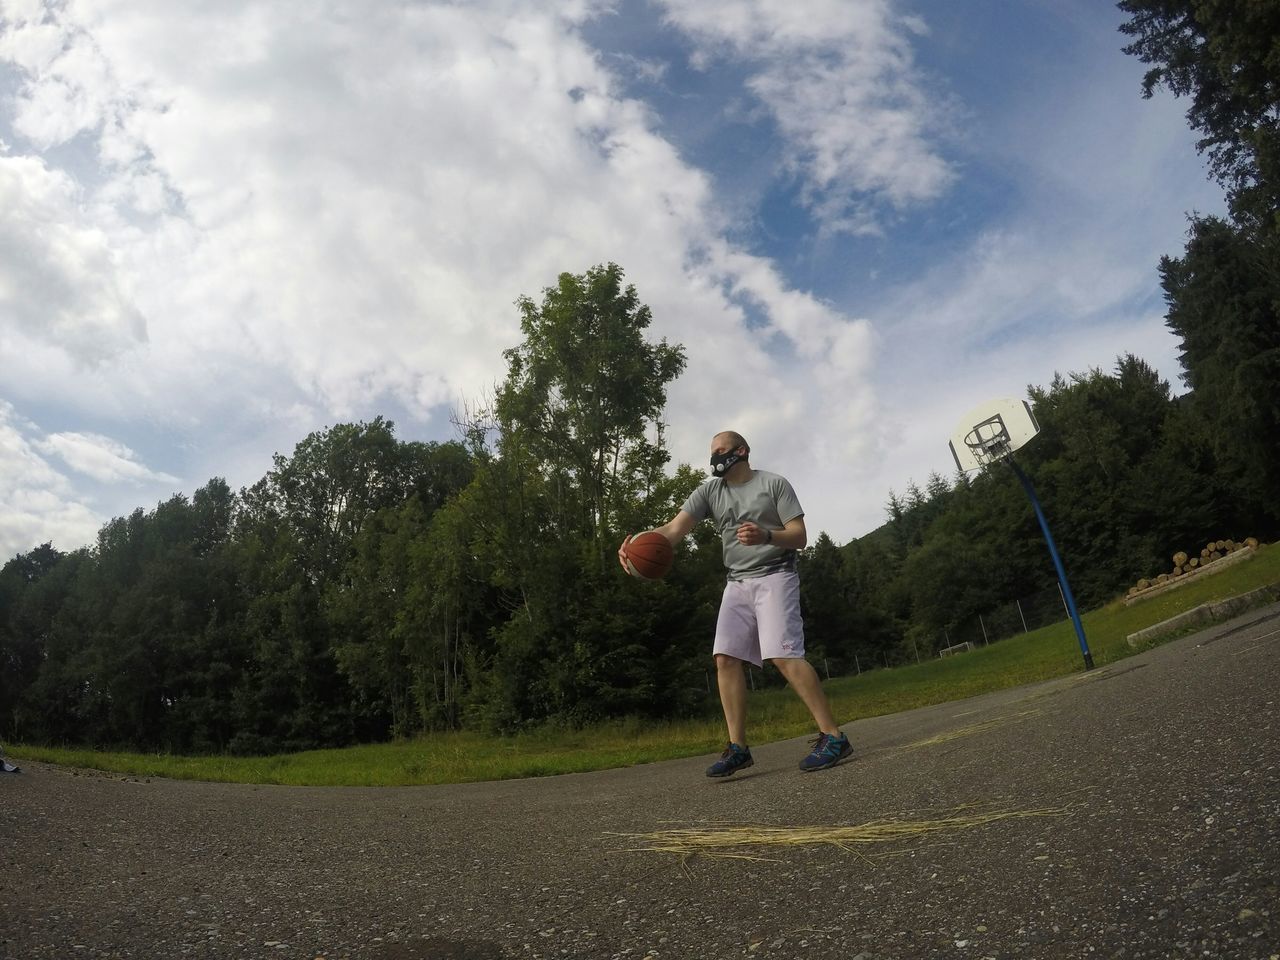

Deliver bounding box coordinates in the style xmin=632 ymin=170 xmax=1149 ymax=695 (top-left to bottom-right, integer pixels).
xmin=948 ymin=398 xmax=1040 ymax=472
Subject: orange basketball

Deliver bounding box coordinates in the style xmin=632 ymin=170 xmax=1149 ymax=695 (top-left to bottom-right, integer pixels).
xmin=624 ymin=531 xmax=674 ymax=580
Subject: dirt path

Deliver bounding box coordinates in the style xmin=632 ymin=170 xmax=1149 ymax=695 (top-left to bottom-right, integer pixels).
xmin=4 ymin=607 xmax=1279 ymax=960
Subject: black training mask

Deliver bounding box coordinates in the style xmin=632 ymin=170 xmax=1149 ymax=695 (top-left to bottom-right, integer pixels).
xmin=710 ymin=449 xmax=743 ymax=476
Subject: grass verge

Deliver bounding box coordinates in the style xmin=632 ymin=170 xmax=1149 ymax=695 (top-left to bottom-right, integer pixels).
xmin=12 ymin=544 xmax=1280 ymax=787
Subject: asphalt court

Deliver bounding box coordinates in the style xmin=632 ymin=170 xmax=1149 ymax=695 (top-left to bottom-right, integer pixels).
xmin=4 ymin=604 xmax=1278 ymax=959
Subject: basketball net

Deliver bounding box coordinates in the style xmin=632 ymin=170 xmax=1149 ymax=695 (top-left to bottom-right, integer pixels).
xmin=963 ymin=414 xmax=1013 ymax=467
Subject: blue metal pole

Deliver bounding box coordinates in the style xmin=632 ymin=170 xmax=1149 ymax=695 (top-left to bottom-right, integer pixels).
xmin=1007 ymin=457 xmax=1095 ymax=670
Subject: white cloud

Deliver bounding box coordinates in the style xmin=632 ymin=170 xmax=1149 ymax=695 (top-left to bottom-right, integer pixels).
xmin=0 ymin=154 xmax=147 ymax=363
xmin=3 ymin=1 xmax=727 ymax=414
xmin=0 ymin=402 xmax=103 ymax=558
xmin=0 ymin=0 xmax=1226 ymax=554
xmin=37 ymin=431 xmax=180 ymax=485
xmin=857 ymin=64 xmax=1223 ymax=521
xmin=656 ymin=0 xmax=955 ymax=233
xmin=0 ymin=0 xmax=881 ymax=549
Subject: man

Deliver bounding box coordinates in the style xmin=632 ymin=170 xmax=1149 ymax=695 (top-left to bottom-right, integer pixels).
xmin=619 ymin=431 xmax=851 ymax=777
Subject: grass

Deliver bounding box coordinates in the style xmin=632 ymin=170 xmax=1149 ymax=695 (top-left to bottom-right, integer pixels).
xmin=12 ymin=543 xmax=1280 ymax=787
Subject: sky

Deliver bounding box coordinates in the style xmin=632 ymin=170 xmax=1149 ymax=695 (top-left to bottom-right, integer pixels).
xmin=0 ymin=0 xmax=1226 ymax=560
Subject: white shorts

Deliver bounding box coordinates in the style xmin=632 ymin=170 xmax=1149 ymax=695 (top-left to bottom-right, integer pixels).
xmin=713 ymin=569 xmax=805 ymax=667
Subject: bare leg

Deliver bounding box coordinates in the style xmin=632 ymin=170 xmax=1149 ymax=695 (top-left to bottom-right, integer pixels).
xmin=770 ymin=658 xmax=840 ymax=735
xmin=715 ymin=654 xmax=749 ymax=745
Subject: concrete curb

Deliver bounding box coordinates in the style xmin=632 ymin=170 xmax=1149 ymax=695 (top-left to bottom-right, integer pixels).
xmin=1126 ymin=581 xmax=1280 ymax=648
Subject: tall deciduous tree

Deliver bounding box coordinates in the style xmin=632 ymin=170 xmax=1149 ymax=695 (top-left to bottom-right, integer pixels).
xmin=496 ymin=262 xmax=686 ymax=548
xmin=239 ymin=418 xmax=439 ymax=584
xmin=474 ymin=263 xmax=693 ymax=726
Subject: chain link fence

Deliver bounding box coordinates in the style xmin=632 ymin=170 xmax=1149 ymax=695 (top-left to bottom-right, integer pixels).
xmin=935 ymin=584 xmax=1069 ymax=655
xmin=698 ymin=582 xmax=1073 ymax=692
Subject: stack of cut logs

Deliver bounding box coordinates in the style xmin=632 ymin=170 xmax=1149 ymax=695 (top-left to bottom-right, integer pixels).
xmin=1128 ymin=537 xmax=1260 ymax=596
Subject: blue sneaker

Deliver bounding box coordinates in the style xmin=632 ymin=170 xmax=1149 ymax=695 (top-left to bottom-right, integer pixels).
xmin=706 ymin=742 xmax=754 ymax=778
xmin=799 ymin=731 xmax=852 ymax=772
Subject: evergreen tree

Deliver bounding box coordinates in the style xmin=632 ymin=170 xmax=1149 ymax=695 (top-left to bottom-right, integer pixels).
xmin=1119 ymin=0 xmax=1280 ymax=229
xmin=1157 ymin=217 xmax=1280 ymax=532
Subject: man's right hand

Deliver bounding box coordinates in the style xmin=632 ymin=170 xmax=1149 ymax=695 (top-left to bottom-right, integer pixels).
xmin=620 ymin=515 xmax=693 ymax=575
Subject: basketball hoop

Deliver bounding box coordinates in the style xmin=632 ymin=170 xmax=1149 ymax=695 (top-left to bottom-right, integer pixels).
xmin=944 ymin=397 xmax=1095 ymax=671
xmin=962 ymin=414 xmax=1013 ymax=466
xmin=949 ymin=399 xmax=1039 ymax=474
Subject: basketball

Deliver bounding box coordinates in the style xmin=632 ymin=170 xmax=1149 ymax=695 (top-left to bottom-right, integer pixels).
xmin=624 ymin=531 xmax=674 ymax=580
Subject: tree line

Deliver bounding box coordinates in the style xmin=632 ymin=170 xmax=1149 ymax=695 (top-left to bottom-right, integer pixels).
xmin=839 ymin=0 xmax=1280 ymax=660
xmin=2 ymin=0 xmax=1277 ymax=753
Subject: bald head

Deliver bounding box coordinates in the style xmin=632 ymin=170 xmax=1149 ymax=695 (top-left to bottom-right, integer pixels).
xmin=711 ymin=431 xmax=749 ymax=456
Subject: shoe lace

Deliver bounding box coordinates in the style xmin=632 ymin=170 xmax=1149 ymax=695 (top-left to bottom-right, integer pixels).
xmin=808 ymin=732 xmax=830 ymax=754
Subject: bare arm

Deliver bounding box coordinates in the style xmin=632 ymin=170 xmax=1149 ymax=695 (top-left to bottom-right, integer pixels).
xmin=736 ymin=515 xmax=806 ymax=550
xmin=618 ymin=510 xmax=698 ymax=572
xmin=654 ymin=510 xmax=697 ymax=544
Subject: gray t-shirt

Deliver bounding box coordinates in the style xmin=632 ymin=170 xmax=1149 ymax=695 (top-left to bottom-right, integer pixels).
xmin=680 ymin=469 xmax=804 ymax=581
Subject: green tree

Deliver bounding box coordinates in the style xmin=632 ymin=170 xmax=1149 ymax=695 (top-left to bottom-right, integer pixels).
xmin=229 ymin=422 xmax=473 ymax=750
xmin=901 ymin=531 xmax=1009 ymax=654
xmin=797 ymin=533 xmax=855 ymax=670
xmin=7 ymin=548 xmax=98 ymax=744
xmin=324 ymin=438 xmax=478 ymax=737
xmin=1119 ymin=0 xmax=1280 ymax=229
xmin=226 ymin=518 xmax=338 ymax=753
xmin=1017 ymin=359 xmax=1189 ymax=603
xmin=847 ymin=357 xmax=1220 ymax=658
xmin=239 ymin=418 xmax=440 ymax=584
xmin=496 ymin=263 xmax=686 ymax=548
xmin=470 ymin=263 xmax=692 ymax=727
xmin=1120 ymin=1 xmax=1280 ymax=536
xmin=326 ymin=501 xmax=423 ymax=738
xmin=1157 ymin=217 xmax=1280 ymax=531
xmin=0 ymin=544 xmax=68 ymax=740
xmin=5 ymin=481 xmax=245 ymax=751
xmin=838 ymin=532 xmax=908 ymax=666
xmin=401 ymin=485 xmax=504 ymax=731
